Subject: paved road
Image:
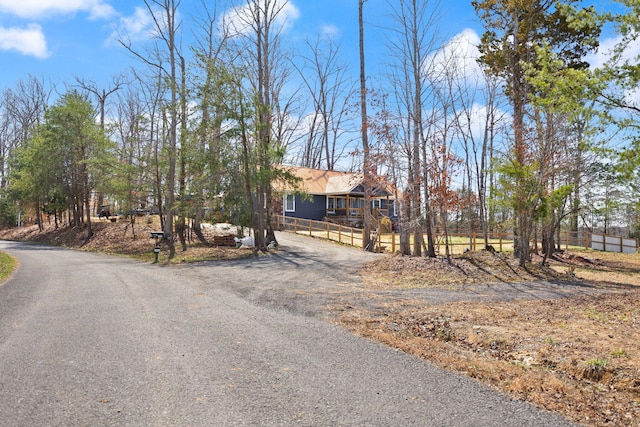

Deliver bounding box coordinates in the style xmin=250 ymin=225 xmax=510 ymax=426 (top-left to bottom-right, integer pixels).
xmin=0 ymin=237 xmax=577 ymax=426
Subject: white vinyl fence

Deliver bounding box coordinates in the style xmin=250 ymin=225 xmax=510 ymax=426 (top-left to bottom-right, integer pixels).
xmin=590 ymin=233 xmax=638 ymax=254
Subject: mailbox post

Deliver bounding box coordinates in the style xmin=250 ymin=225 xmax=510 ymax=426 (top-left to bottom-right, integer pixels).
xmin=150 ymin=231 xmax=164 ymax=263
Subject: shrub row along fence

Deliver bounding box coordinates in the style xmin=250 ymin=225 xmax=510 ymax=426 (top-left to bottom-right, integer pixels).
xmin=275 ymin=215 xmax=639 ymax=255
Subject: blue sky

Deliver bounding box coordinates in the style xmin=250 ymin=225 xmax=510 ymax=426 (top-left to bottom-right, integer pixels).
xmin=0 ymin=0 xmax=482 ymax=92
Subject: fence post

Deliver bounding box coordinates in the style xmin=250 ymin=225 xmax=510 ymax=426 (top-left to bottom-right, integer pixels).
xmin=338 ymin=225 xmax=342 ymax=244
xmin=499 ymin=232 xmax=503 ymax=252
xmin=294 ymin=218 xmax=298 ymax=233
xmin=327 ymin=221 xmax=330 ymax=240
xmin=392 ymin=233 xmax=396 ymax=253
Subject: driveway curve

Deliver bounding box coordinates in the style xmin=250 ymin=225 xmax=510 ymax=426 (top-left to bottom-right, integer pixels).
xmin=0 ymin=235 xmax=577 ymax=426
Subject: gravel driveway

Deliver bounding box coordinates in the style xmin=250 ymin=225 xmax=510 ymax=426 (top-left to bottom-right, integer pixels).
xmin=177 ymin=231 xmax=384 ymax=317
xmin=198 ymin=231 xmax=612 ymax=318
xmin=0 ymin=235 xmax=580 ymax=426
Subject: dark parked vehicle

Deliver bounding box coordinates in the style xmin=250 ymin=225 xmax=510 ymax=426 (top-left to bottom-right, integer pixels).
xmin=98 ymin=205 xmax=111 ymax=219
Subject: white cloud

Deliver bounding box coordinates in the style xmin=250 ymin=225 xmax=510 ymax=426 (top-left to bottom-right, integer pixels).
xmin=587 ymin=34 xmax=640 ymax=69
xmin=586 ymin=34 xmax=640 ymax=108
xmin=219 ymin=0 xmax=300 ymax=38
xmin=458 ymin=102 xmax=509 ymax=141
xmin=587 ymin=35 xmax=621 ymax=68
xmin=109 ymin=6 xmax=154 ymax=45
xmin=425 ymin=28 xmax=482 ymax=82
xmin=0 ymin=24 xmax=49 ymax=58
xmin=320 ymin=24 xmax=339 ymax=39
xmin=0 ymin=0 xmax=116 ymax=20
xmin=624 ymin=85 xmax=640 ymax=107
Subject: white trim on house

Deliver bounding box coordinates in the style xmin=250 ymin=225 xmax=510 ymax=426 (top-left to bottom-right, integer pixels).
xmin=284 ymin=193 xmax=295 ymax=212
xmin=326 ymin=197 xmax=335 ymax=214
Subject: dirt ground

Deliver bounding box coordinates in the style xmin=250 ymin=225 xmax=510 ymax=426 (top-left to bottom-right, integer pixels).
xmin=340 ymin=250 xmax=640 ymax=427
xmin=1 ymin=218 xmax=639 ymax=427
xmin=1 ymin=216 xmax=250 ymax=262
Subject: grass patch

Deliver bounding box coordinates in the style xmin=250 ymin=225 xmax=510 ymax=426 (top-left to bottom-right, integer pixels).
xmin=610 ymin=348 xmax=628 ymax=358
xmin=0 ymin=251 xmax=17 ymax=282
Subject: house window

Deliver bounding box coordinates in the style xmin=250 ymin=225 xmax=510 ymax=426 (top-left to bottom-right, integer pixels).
xmin=284 ymin=194 xmax=295 ymax=212
xmin=351 ymin=198 xmax=364 ymax=209
xmin=327 ymin=197 xmax=346 ymax=212
xmin=350 ymin=198 xmax=365 ymax=217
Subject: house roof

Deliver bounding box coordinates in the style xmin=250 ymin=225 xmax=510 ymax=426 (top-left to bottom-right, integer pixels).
xmin=325 ymin=172 xmax=364 ymax=195
xmin=277 ymin=165 xmax=395 ymax=197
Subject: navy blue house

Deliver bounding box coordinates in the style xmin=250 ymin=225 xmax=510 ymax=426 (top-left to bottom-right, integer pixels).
xmin=276 ymin=166 xmax=396 ymax=227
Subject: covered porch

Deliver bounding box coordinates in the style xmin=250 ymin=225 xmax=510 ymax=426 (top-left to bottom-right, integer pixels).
xmin=324 ymin=194 xmax=394 ymax=229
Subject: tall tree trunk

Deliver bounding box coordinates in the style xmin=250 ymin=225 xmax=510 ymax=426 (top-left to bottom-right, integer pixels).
xmin=359 ymin=0 xmax=373 ymax=252
xmin=83 ymin=161 xmax=93 ymax=240
xmin=178 ymin=55 xmax=188 ymax=252
xmin=160 ymin=0 xmax=179 ymax=259
xmin=511 ymin=10 xmax=530 ymax=267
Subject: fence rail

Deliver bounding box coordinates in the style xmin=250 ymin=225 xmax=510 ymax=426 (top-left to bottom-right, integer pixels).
xmin=275 ymin=215 xmax=639 ymax=255
xmin=276 ymin=215 xmax=364 ymax=248
xmin=590 ymin=233 xmax=638 ymax=254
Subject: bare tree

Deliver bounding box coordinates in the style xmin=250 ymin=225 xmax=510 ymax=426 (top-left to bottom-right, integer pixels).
xmin=425 ymin=54 xmax=467 ymax=259
xmin=119 ymin=0 xmax=182 ymax=259
xmin=188 ymin=0 xmax=233 ymax=245
xmin=445 ymin=48 xmax=506 ymax=249
xmin=0 ymin=76 xmax=51 ymax=189
xmin=74 ymin=75 xmax=126 ymax=129
xmin=226 ymin=0 xmax=298 ymax=251
xmin=295 ymin=36 xmax=354 ymax=170
xmin=74 ymin=75 xmax=127 ymax=213
xmin=359 ymin=0 xmax=374 ymax=252
xmin=385 ymin=0 xmax=442 ymax=256
xmin=112 ymin=76 xmax=159 ymax=240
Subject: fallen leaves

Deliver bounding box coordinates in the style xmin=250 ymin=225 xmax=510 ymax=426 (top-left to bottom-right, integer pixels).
xmin=345 ymin=250 xmax=640 ymax=427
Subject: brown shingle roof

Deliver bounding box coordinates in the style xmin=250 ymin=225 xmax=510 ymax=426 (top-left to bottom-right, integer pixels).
xmin=276 ymin=165 xmax=397 ymax=198
xmin=325 ymin=172 xmax=364 ymax=194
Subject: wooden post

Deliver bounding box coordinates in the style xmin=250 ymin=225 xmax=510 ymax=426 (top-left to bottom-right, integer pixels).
xmin=472 ymin=231 xmax=476 ymax=251
xmin=338 ymin=225 xmax=342 ymax=244
xmin=327 ymin=221 xmax=330 ymax=240
xmin=499 ymin=232 xmax=503 ymax=252
xmin=391 ymin=232 xmax=396 ymax=253
xmin=294 ymin=218 xmax=298 ymax=233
